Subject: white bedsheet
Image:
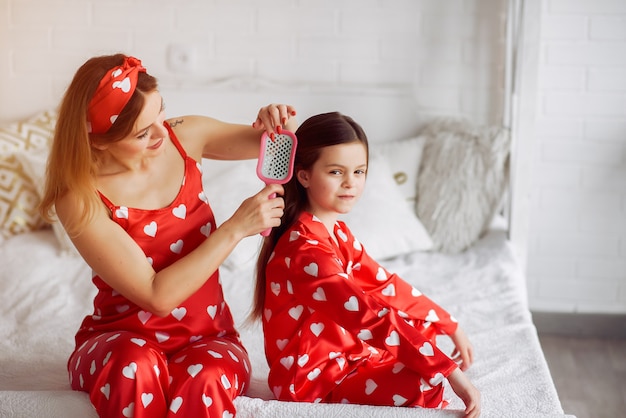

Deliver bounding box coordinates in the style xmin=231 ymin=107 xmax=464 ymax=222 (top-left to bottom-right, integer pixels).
xmin=0 ymin=222 xmax=574 ymax=418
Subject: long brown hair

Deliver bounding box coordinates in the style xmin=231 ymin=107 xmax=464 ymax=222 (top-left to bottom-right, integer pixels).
xmin=39 ymin=54 xmax=158 ymax=235
xmin=250 ymin=112 xmax=368 ymax=320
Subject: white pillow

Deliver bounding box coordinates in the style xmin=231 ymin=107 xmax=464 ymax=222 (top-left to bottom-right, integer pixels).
xmin=340 ymin=152 xmax=433 ymax=260
xmin=372 ymin=135 xmax=427 ymax=210
xmin=0 ymin=110 xmax=56 ymax=239
xmin=202 ymin=159 xmax=265 ymax=270
xmin=415 ymin=117 xmax=510 ymax=253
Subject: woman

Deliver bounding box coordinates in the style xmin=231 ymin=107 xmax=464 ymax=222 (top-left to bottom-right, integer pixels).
xmin=39 ymin=53 xmax=296 ymax=418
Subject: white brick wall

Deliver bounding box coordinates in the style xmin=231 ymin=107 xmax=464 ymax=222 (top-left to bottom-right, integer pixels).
xmin=528 ymin=0 xmax=626 ymax=313
xmin=0 ymin=0 xmax=506 ymax=125
xmin=2 ymin=0 xmax=624 ymax=313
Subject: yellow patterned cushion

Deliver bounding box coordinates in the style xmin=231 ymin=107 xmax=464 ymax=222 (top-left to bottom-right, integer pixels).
xmin=0 ymin=110 xmax=57 ymax=238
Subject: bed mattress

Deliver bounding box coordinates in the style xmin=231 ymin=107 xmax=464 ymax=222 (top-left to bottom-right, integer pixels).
xmin=0 ymin=218 xmax=573 ymax=417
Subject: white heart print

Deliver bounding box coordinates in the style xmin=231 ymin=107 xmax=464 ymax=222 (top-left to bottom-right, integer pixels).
xmin=307 ymin=368 xmax=321 ymax=381
xmin=303 ymin=262 xmax=318 ymax=277
xmin=357 ymin=329 xmax=373 ymax=340
xmin=392 ymin=362 xmax=405 ymax=374
xmin=155 ymin=331 xmax=170 ymax=343
xmin=312 ymin=287 xmax=326 ymax=301
xmin=115 ymin=206 xmax=128 ymax=219
xmin=141 ymin=392 xmax=154 ymax=407
xmin=310 ymin=322 xmax=324 ymax=337
xmin=200 ymin=222 xmax=211 ymax=237
xmin=122 ymin=362 xmax=138 ymax=379
xmin=143 ymin=221 xmax=157 ymax=237
xmin=170 ymin=239 xmax=184 ymax=254
xmin=297 ymin=353 xmax=309 ymax=367
xmin=169 ymin=396 xmax=183 ymax=413
xmin=276 ymin=339 xmax=289 ymax=350
xmin=171 ymin=307 xmax=187 ymax=321
xmin=137 ymin=311 xmax=152 ymax=325
xmin=220 ymin=374 xmax=231 ymax=389
xmin=122 ymin=402 xmax=134 ymax=418
xmin=280 ymin=356 xmax=294 ymax=369
xmin=187 ymin=364 xmax=203 ymax=378
xmin=288 ymin=305 xmax=304 ymax=320
xmin=429 ymin=372 xmax=445 ymax=386
xmin=425 ymin=309 xmax=440 ymax=322
xmin=112 ymin=77 xmax=132 ymax=93
xmin=172 ymin=204 xmax=187 ymax=219
xmin=385 ymin=331 xmax=400 ymax=346
xmin=344 ymin=296 xmax=359 ymax=312
xmin=131 ymin=337 xmax=146 ymax=347
xmin=381 ymin=283 xmax=396 ymax=297
xmin=270 ymin=282 xmax=281 ymax=296
xmin=419 ymin=341 xmax=435 ymax=356
xmin=100 ymin=383 xmax=111 ymax=400
xmin=365 ymin=378 xmax=378 ymax=395
xmin=208 ymin=350 xmax=223 ymax=359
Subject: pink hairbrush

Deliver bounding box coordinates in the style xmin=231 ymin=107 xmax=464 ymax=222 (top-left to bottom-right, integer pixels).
xmin=257 ymin=130 xmax=297 ymax=236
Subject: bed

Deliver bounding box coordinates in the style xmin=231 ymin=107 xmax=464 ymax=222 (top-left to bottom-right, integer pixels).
xmin=0 ymin=82 xmax=574 ymax=418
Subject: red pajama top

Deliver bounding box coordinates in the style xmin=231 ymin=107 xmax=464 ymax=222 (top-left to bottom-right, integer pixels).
xmin=73 ymin=122 xmax=240 ymax=354
xmin=263 ymin=212 xmax=458 ymax=401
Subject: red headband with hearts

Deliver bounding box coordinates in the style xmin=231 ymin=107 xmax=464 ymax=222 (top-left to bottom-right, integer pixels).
xmin=87 ymin=56 xmax=146 ymax=134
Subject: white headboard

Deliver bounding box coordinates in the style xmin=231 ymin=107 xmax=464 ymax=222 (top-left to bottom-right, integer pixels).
xmin=159 ymin=79 xmax=422 ymax=144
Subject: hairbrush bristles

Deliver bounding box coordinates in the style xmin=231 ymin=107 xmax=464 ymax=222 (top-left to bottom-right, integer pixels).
xmin=257 ymin=132 xmax=297 ymax=184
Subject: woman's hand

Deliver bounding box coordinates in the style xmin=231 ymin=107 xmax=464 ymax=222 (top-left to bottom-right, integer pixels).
xmin=447 ymin=368 xmax=481 ymax=418
xmin=224 ymin=183 xmax=285 ymax=238
xmin=252 ymin=103 xmax=297 ymax=138
xmin=450 ymin=327 xmax=474 ymax=371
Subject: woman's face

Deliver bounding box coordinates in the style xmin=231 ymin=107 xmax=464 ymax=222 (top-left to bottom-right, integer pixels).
xmin=297 ymin=141 xmax=368 ymax=224
xmin=100 ymin=90 xmax=168 ymax=156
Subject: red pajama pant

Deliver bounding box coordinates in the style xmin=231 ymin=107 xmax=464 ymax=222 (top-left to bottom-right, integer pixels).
xmin=324 ymin=350 xmax=448 ymax=408
xmin=69 ymin=331 xmax=250 ymax=418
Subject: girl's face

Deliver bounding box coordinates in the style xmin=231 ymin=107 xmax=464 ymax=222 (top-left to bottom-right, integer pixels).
xmin=98 ymin=90 xmax=168 ymax=157
xmin=297 ymin=141 xmax=368 ymax=226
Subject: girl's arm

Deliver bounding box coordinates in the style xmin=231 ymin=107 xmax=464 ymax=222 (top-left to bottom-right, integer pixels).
xmin=353 ymin=235 xmax=474 ymax=369
xmin=56 ymin=182 xmax=284 ymax=318
xmin=349 ymin=234 xmax=459 ymax=336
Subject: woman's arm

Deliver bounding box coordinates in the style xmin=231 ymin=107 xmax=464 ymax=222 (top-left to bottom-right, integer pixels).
xmin=56 ymin=182 xmax=284 ymax=318
xmin=168 ymin=104 xmax=298 ymax=162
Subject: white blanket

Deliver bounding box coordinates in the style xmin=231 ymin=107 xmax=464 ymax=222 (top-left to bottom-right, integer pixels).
xmin=0 ymin=220 xmax=573 ymax=418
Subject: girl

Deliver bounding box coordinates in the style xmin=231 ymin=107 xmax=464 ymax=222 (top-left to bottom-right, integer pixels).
xmin=252 ymin=112 xmax=481 ymax=417
xmin=39 ymin=54 xmax=296 ymax=418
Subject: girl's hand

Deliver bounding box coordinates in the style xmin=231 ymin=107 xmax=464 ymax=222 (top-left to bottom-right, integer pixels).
xmin=252 ymin=103 xmax=297 ymax=138
xmin=447 ymin=368 xmax=481 ymax=418
xmin=450 ymin=327 xmax=474 ymax=371
xmin=226 ymin=183 xmax=285 ymax=238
